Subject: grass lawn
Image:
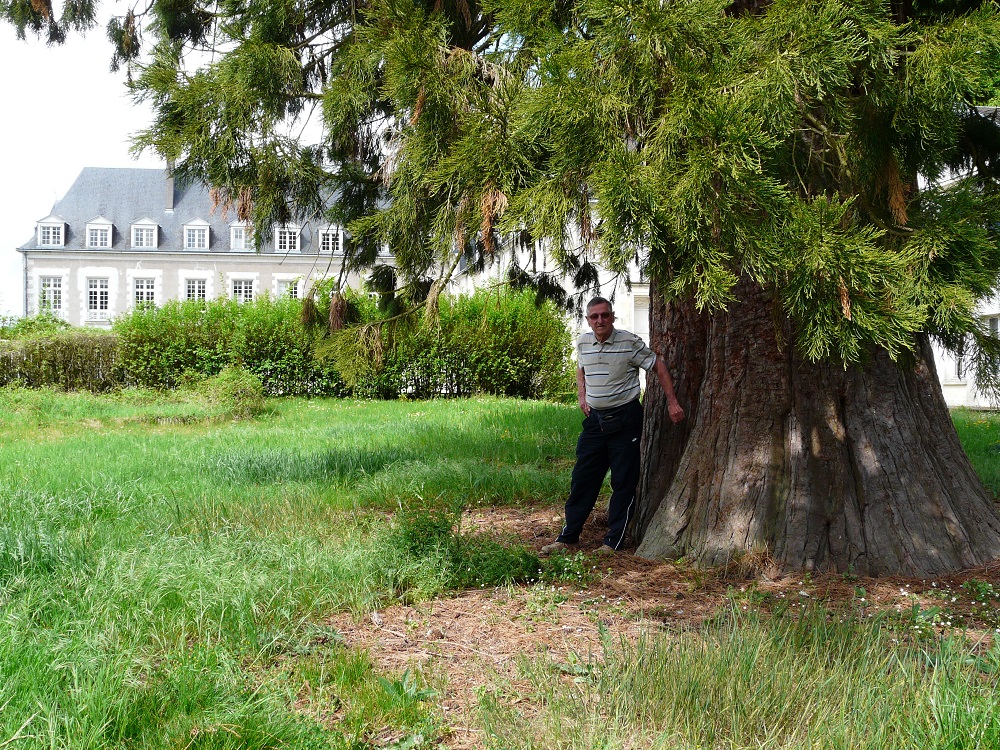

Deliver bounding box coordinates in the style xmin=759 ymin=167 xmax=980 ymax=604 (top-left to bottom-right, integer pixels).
xmin=1 ymin=388 xmax=999 ymax=749
xmin=952 ymin=408 xmax=1000 ymax=497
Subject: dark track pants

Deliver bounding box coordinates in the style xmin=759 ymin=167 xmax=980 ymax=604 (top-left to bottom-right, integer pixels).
xmin=556 ymin=399 xmax=643 ymax=550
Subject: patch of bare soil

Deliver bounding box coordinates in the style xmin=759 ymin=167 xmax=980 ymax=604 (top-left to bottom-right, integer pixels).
xmin=325 ymin=506 xmax=1000 ymax=748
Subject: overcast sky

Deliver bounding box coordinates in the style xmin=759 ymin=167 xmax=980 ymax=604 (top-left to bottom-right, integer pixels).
xmin=0 ymin=20 xmax=161 ymax=316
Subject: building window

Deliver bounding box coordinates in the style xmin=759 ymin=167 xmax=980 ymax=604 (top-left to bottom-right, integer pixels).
xmin=275 ymin=227 xmax=299 ymax=252
xmin=185 ymin=227 xmax=208 ymax=249
xmin=232 ymin=279 xmax=254 ymax=303
xmin=39 ymin=276 xmax=62 ymax=313
xmin=132 ymin=227 xmax=156 ymax=248
xmin=319 ymin=229 xmax=341 ymax=254
xmin=134 ymin=278 xmax=155 ymax=305
xmin=185 ymin=279 xmax=207 ymax=301
xmin=989 ymin=316 xmax=999 ymax=337
xmin=38 ymin=224 xmax=63 ymax=247
xmin=232 ymin=227 xmax=245 ymax=250
xmin=87 ymin=278 xmax=110 ymax=320
xmin=88 ymin=227 xmax=110 ymax=248
xmin=276 ymin=279 xmax=300 ymax=298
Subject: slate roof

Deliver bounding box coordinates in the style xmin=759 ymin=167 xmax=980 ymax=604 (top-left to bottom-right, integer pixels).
xmin=18 ymin=167 xmax=315 ymax=253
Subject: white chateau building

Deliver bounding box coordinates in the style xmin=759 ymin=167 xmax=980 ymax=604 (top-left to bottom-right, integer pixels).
xmin=18 ymin=166 xmax=995 ymax=406
xmin=18 ymin=165 xmax=651 ymax=336
xmin=17 ymin=167 xmax=366 ymax=326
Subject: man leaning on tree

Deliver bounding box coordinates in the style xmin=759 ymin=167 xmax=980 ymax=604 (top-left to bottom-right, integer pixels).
xmin=542 ymin=296 xmax=686 ymax=557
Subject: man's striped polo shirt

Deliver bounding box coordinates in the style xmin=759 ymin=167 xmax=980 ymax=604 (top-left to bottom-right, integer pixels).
xmin=577 ymin=328 xmax=657 ymax=409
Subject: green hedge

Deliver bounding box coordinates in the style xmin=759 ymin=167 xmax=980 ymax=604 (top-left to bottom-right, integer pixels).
xmin=337 ymin=289 xmax=576 ymax=401
xmin=113 ymin=298 xmax=346 ymax=396
xmin=0 ymin=290 xmax=575 ymax=401
xmin=0 ymin=331 xmax=120 ymax=392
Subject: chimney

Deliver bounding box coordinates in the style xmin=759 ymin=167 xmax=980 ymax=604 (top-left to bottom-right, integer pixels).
xmin=165 ymin=159 xmax=175 ymax=213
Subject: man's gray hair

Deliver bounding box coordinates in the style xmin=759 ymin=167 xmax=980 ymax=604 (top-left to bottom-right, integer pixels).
xmin=586 ymin=296 xmax=613 ymax=312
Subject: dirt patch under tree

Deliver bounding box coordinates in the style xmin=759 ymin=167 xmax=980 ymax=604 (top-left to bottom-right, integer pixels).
xmin=322 ymin=505 xmax=1000 ymax=748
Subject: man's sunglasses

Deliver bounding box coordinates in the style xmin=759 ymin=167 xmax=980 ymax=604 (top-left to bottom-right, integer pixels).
xmin=587 ymin=312 xmax=612 ymax=320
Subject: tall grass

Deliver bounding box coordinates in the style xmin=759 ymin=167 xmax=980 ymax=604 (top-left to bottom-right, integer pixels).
xmin=2 ymin=390 xmax=998 ymax=749
xmin=0 ymin=389 xmax=578 ymax=748
xmin=481 ymin=607 xmax=1000 ymax=749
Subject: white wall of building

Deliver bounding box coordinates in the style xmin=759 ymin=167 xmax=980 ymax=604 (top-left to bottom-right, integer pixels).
xmin=934 ymin=292 xmax=1000 ymax=408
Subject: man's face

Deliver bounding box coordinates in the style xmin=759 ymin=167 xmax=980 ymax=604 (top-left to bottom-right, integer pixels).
xmin=586 ymin=302 xmax=615 ymax=341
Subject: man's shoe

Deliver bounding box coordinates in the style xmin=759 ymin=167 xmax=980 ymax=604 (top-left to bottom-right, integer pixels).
xmin=594 ymin=544 xmax=616 ymax=557
xmin=540 ymin=541 xmax=575 ymax=556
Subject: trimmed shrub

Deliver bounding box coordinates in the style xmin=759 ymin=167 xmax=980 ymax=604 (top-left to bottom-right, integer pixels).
xmin=0 ymin=331 xmax=121 ymax=392
xmin=229 ymin=296 xmax=346 ymax=397
xmin=114 ymin=298 xmax=346 ymax=397
xmin=330 ymin=289 xmax=576 ymax=401
xmin=2 ymin=288 xmax=574 ymax=401
xmin=114 ymin=300 xmax=239 ymax=389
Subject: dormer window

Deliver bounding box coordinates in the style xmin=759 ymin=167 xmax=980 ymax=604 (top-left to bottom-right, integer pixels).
xmin=86 ymin=217 xmax=114 ymax=248
xmin=89 ymin=228 xmax=110 ymax=247
xmin=37 ymin=218 xmax=65 ymax=247
xmin=131 ymin=219 xmax=159 ymax=249
xmin=230 ymin=223 xmax=251 ymax=250
xmin=184 ymin=219 xmax=210 ymax=250
xmin=318 ymin=226 xmax=342 ymax=255
xmin=186 ymin=227 xmax=208 ymax=249
xmin=274 ymin=225 xmax=300 ymax=252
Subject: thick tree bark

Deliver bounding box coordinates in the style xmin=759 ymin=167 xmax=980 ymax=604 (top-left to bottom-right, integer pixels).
xmin=636 ymin=279 xmax=1000 ymax=576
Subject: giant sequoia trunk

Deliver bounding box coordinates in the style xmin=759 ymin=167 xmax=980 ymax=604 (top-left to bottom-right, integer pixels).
xmin=635 ymin=280 xmax=1000 ymax=576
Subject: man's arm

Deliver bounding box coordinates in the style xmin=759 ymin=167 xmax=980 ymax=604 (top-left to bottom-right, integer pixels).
xmin=653 ymin=357 xmax=685 ymax=423
xmin=577 ymin=366 xmax=590 ymax=416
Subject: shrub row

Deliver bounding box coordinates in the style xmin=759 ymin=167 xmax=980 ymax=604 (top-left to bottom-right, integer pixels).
xmin=338 ymin=290 xmax=575 ymax=401
xmin=114 ymin=296 xmax=344 ymax=396
xmin=0 ymin=313 xmax=71 ymax=341
xmin=0 ymin=331 xmax=120 ymax=392
xmin=0 ymin=289 xmax=576 ymax=401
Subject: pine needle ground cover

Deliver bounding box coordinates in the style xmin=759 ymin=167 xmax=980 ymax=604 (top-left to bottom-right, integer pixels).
xmin=2 ymin=389 xmax=1000 ymax=749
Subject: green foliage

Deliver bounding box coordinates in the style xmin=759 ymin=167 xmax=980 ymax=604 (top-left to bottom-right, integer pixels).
xmin=377 ymin=669 xmax=437 ymax=704
xmin=962 ymin=578 xmax=999 ymax=604
xmin=113 ymin=297 xmax=345 ymax=396
xmin=0 ymin=0 xmax=98 ymax=44
xmin=322 ymin=288 xmax=575 ymax=401
xmin=539 ymin=550 xmax=597 ymax=586
xmin=387 ymin=500 xmax=542 ymax=591
xmin=111 ymin=290 xmax=571 ymax=400
xmin=113 ymin=299 xmax=239 ymax=388
xmin=0 ymin=330 xmax=120 ymax=392
xmin=226 ymin=295 xmax=346 ymax=397
xmin=0 ymin=314 xmax=72 ymax=340
xmin=189 ymin=366 xmax=265 ymax=419
xmin=10 ymin=0 xmax=1000 ymax=377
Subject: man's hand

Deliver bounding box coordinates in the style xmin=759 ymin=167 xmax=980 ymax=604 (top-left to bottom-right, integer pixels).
xmin=654 ymin=358 xmax=685 ymax=423
xmin=667 ymin=399 xmax=685 ymax=423
xmin=579 ymin=398 xmax=591 ymax=416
